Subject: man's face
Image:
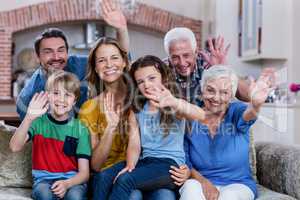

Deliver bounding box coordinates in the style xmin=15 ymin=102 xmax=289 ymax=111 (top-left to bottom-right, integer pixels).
xmin=38 ymin=37 xmax=68 ymax=74
xmin=168 ymin=39 xmax=197 ymax=77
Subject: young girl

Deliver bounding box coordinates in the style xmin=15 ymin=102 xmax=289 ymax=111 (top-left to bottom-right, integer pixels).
xmin=108 ymin=55 xmax=206 ymax=200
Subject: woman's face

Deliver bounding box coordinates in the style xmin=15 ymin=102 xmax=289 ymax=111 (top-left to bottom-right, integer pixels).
xmin=95 ymin=44 xmax=126 ymax=83
xmin=134 ymin=65 xmax=163 ymax=98
xmin=202 ymin=77 xmax=233 ymax=114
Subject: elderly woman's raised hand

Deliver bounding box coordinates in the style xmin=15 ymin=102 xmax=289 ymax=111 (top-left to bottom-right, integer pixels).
xmin=249 ymin=68 xmax=276 ymax=109
xmin=101 ymin=0 xmax=127 ymax=31
xmin=199 ymin=36 xmax=231 ymax=69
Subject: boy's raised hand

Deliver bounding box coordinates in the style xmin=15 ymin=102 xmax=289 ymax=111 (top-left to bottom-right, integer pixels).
xmin=26 ymin=92 xmax=49 ymax=121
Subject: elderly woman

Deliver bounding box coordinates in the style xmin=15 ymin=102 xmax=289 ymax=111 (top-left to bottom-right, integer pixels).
xmin=179 ymin=65 xmax=273 ymax=200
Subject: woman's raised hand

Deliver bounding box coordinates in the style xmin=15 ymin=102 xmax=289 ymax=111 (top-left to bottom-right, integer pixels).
xmin=103 ymin=92 xmax=121 ymax=130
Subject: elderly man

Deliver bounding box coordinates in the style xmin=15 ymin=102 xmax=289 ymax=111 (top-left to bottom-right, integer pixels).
xmin=163 ymin=27 xmax=254 ymax=105
xmin=16 ymin=0 xmax=129 ymax=120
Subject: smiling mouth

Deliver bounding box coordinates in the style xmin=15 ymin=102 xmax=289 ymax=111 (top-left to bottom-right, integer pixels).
xmin=104 ymin=69 xmax=119 ymax=75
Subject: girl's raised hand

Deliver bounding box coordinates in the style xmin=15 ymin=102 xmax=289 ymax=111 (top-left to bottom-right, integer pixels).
xmin=26 ymin=92 xmax=49 ymax=121
xmin=145 ymin=84 xmax=177 ymax=108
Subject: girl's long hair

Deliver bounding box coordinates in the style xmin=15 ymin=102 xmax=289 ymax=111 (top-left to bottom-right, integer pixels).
xmin=129 ymin=55 xmax=179 ymax=136
xmin=86 ymin=37 xmax=131 ymax=138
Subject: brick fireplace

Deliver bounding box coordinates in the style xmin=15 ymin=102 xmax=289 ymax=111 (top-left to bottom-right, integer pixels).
xmin=0 ymin=0 xmax=202 ymax=99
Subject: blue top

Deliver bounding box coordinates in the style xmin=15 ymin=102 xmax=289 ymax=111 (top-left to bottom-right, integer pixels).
xmin=16 ymin=55 xmax=88 ymax=120
xmin=135 ymin=102 xmax=186 ymax=166
xmin=184 ymin=101 xmax=257 ymax=197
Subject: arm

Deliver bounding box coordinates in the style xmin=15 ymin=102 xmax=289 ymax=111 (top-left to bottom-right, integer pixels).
xmin=10 ymin=92 xmax=48 ymax=152
xmin=51 ymin=158 xmax=90 ymax=198
xmin=243 ymin=71 xmax=274 ymax=121
xmin=126 ymin=110 xmax=141 ymax=170
xmin=114 ymin=110 xmax=141 ymax=182
xmin=145 ymin=85 xmax=206 ymax=122
xmin=90 ymin=93 xmax=121 ymax=171
xmin=101 ymin=0 xmax=130 ymax=52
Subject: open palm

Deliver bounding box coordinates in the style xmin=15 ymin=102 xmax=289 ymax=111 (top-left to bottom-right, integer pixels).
xmin=101 ymin=0 xmax=127 ymax=30
xmin=27 ymin=92 xmax=49 ymax=120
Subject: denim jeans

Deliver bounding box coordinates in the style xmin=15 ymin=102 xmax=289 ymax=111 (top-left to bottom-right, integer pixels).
xmin=93 ymin=160 xmax=177 ymax=200
xmin=108 ymin=157 xmax=178 ymax=200
xmin=32 ymin=179 xmax=87 ymax=200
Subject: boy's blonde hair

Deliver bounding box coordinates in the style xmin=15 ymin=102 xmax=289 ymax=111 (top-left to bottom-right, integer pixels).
xmin=46 ymin=70 xmax=81 ymax=100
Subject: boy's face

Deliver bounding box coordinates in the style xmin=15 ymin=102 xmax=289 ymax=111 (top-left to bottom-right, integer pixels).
xmin=48 ymin=83 xmax=76 ymax=121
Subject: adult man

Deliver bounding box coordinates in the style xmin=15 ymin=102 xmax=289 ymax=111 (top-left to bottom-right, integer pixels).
xmin=16 ymin=0 xmax=129 ymax=120
xmin=163 ymin=27 xmax=234 ymax=105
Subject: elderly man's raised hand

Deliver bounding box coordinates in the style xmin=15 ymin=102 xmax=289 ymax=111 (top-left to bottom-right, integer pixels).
xmin=200 ymin=36 xmax=230 ymax=69
xmin=26 ymin=92 xmax=49 ymax=121
xmin=101 ymin=0 xmax=127 ymax=31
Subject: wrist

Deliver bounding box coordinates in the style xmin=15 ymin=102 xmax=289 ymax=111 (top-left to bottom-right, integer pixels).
xmin=24 ymin=114 xmax=35 ymax=123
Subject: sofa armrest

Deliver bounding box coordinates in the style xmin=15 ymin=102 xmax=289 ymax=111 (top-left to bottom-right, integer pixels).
xmin=255 ymin=142 xmax=300 ymax=199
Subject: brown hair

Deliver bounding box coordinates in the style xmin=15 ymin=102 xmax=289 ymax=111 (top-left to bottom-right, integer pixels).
xmin=86 ymin=37 xmax=131 ymax=137
xmin=130 ymin=55 xmax=179 ymax=135
xmin=86 ymin=37 xmax=129 ymax=98
xmin=46 ymin=70 xmax=80 ymax=101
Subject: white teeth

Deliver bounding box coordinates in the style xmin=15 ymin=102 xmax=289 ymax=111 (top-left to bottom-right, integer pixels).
xmin=104 ymin=69 xmax=118 ymax=75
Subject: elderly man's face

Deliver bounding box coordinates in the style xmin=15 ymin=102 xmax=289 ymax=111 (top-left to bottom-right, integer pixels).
xmin=168 ymin=39 xmax=197 ymax=77
xmin=38 ymin=37 xmax=68 ymax=74
xmin=202 ymin=77 xmax=232 ymax=114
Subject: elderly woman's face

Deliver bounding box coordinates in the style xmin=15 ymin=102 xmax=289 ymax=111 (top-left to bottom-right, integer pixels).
xmin=202 ymin=77 xmax=232 ymax=114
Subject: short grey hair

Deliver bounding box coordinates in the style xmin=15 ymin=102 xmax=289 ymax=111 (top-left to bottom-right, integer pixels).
xmin=164 ymin=27 xmax=197 ymax=56
xmin=201 ymin=65 xmax=238 ymax=97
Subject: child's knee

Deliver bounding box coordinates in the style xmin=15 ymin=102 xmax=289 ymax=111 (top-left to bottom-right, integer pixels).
xmin=115 ymin=172 xmax=135 ymax=187
xmin=32 ymin=182 xmax=53 ymax=200
xmin=64 ymin=184 xmax=88 ymax=200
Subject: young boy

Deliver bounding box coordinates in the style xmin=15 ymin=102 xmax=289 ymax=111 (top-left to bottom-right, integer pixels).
xmin=10 ymin=70 xmax=91 ymax=200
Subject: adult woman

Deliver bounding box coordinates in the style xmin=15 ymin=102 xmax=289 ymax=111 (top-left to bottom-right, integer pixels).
xmin=180 ymin=65 xmax=273 ymax=200
xmin=79 ymin=36 xmax=132 ymax=200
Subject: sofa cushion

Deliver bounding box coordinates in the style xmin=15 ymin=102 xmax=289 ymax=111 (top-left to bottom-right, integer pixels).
xmin=0 ymin=187 xmax=32 ymax=199
xmin=256 ymin=142 xmax=300 ymax=199
xmin=0 ymin=121 xmax=32 ymax=187
xmin=257 ymin=184 xmax=297 ymax=200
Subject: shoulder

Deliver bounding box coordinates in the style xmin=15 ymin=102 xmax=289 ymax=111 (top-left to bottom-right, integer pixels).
xmin=79 ymin=97 xmax=101 ymax=115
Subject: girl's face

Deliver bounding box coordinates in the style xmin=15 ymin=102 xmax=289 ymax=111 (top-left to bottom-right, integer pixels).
xmin=134 ymin=65 xmax=163 ymax=98
xmin=202 ymin=77 xmax=232 ymax=114
xmin=95 ymin=44 xmax=126 ymax=83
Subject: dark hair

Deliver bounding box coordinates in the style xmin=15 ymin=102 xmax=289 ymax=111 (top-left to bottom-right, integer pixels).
xmin=34 ymin=28 xmax=69 ymax=56
xmin=86 ymin=37 xmax=131 ymax=137
xmin=130 ymin=55 xmax=179 ymax=135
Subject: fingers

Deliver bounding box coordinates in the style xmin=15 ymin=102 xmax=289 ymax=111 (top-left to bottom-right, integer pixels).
xmin=113 ymin=167 xmax=129 ymax=183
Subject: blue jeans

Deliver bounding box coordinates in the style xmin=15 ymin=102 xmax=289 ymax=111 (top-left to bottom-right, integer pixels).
xmin=108 ymin=157 xmax=178 ymax=200
xmin=130 ymin=189 xmax=177 ymax=200
xmin=32 ymin=179 xmax=87 ymax=200
xmin=92 ymin=161 xmax=177 ymax=200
